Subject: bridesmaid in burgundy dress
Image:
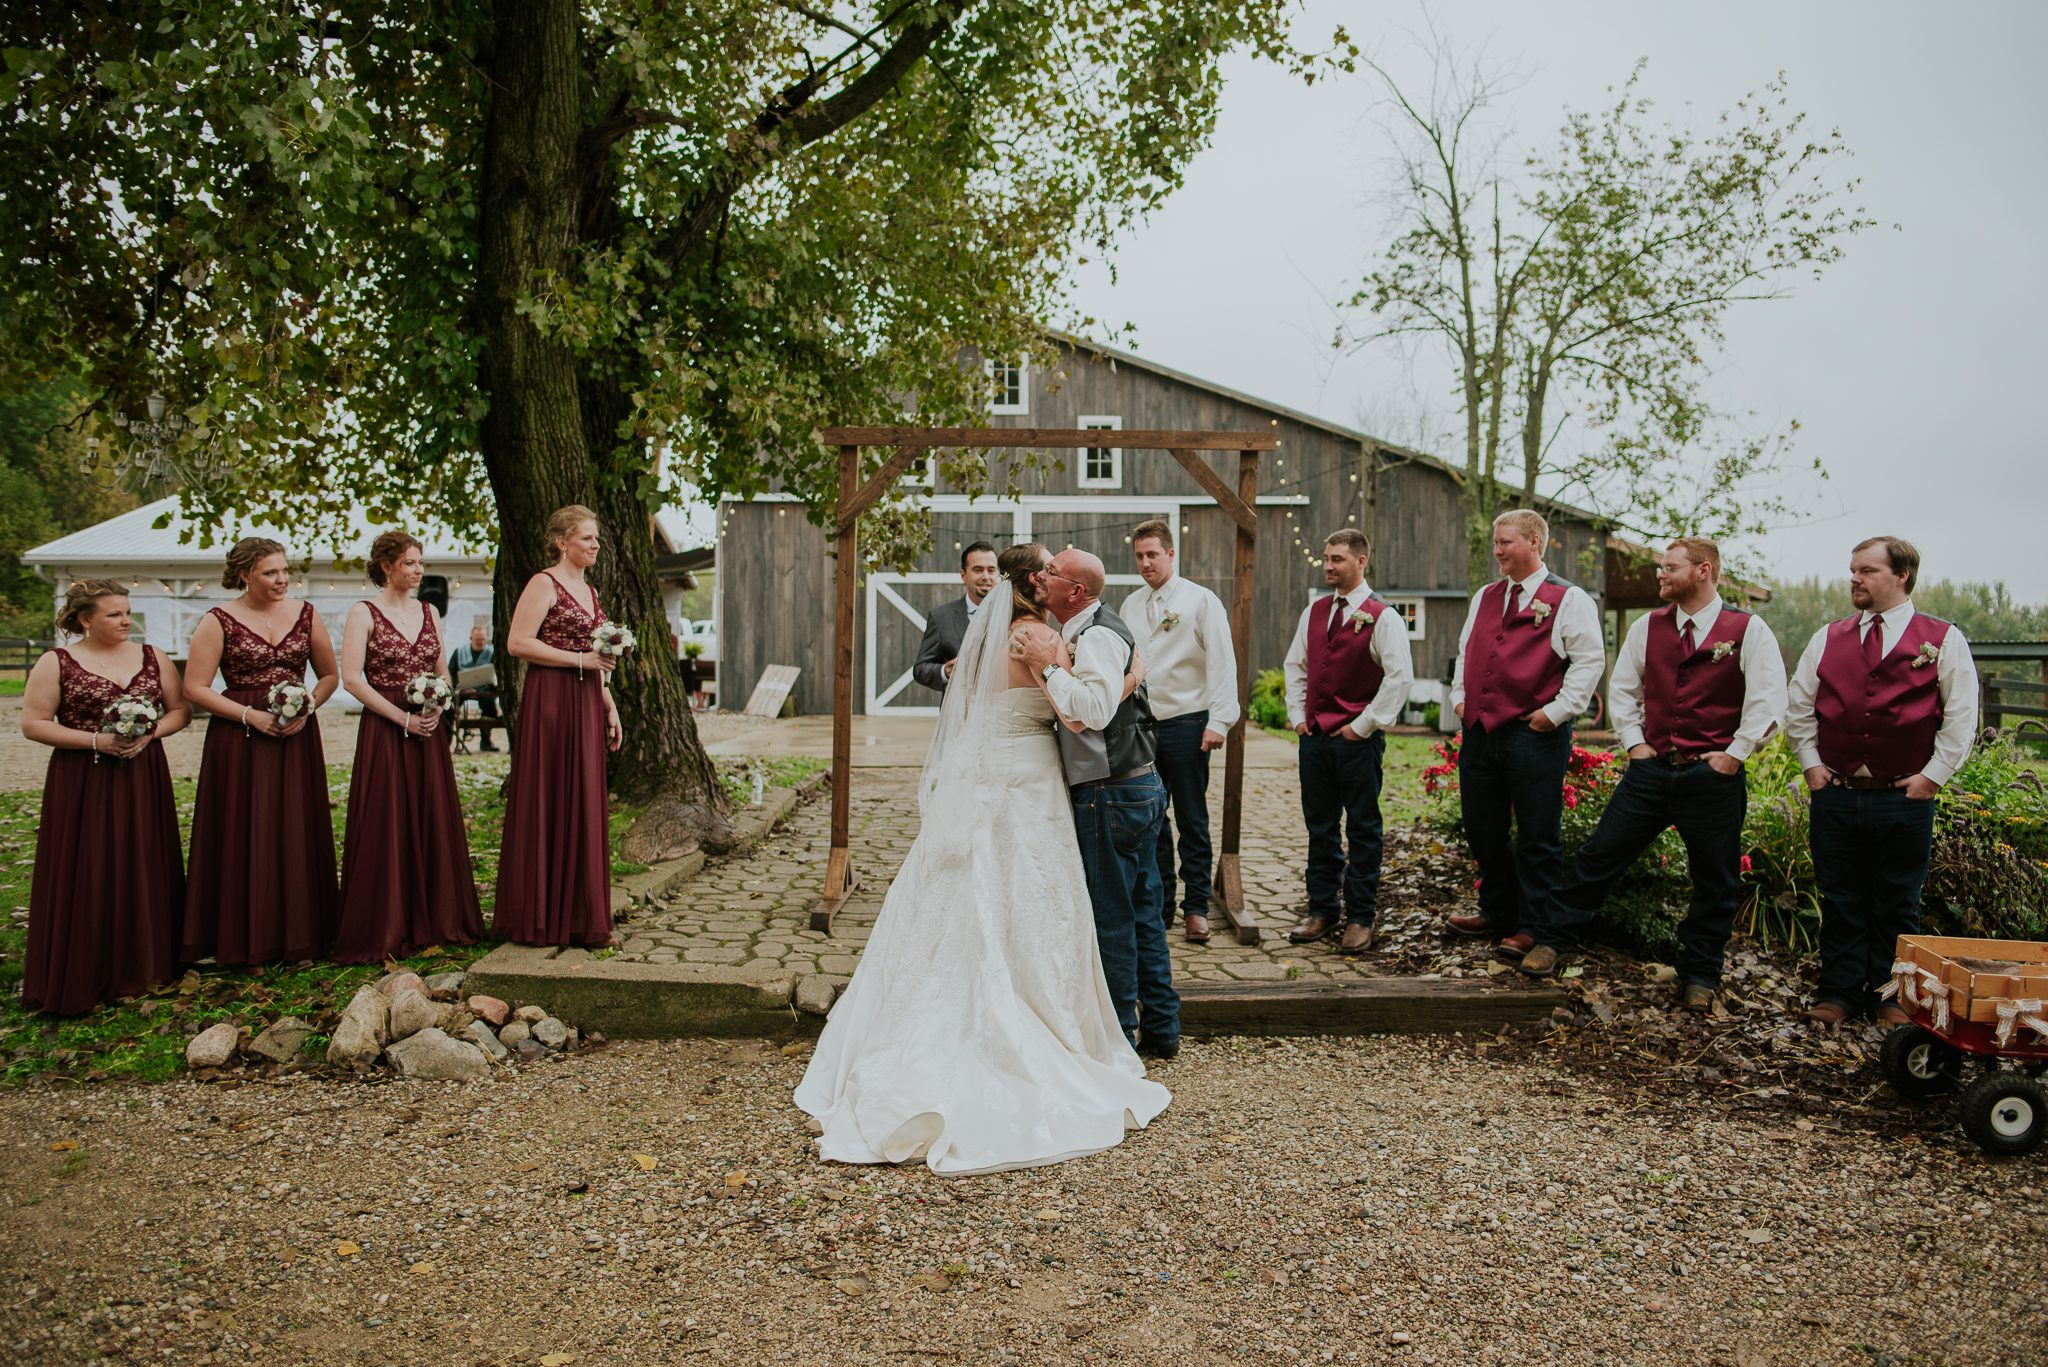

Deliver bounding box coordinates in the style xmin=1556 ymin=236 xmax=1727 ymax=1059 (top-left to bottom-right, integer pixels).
xmin=182 ymin=538 xmax=343 ymax=966
xmin=18 ymin=581 xmax=191 ymax=1013
xmin=494 ymin=504 xmax=625 ymax=946
xmin=332 ymin=531 xmax=483 ymax=962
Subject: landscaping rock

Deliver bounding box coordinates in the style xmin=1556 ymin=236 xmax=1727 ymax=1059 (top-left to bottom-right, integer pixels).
xmin=327 ymin=986 xmax=389 ymax=1067
xmin=388 ymin=988 xmax=439 ymax=1041
xmin=385 ymin=1028 xmax=491 ymax=1081
xmin=467 ymin=995 xmax=510 ymax=1027
xmin=498 ymin=1020 xmax=532 ymax=1047
xmin=794 ymin=975 xmax=838 ymax=1017
xmin=513 ymin=1005 xmax=547 ymax=1024
xmin=377 ymin=971 xmax=428 ymax=999
xmin=424 ymin=971 xmax=467 ymax=998
xmin=531 ymin=1017 xmax=569 ymax=1049
xmin=514 ymin=1039 xmax=547 ymax=1060
xmin=247 ymin=1016 xmax=313 ymax=1064
xmin=465 ymin=1022 xmax=510 ymax=1061
xmin=186 ymin=1022 xmax=241 ymax=1069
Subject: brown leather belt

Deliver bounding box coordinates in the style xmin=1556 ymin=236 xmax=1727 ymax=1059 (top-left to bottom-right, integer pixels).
xmin=1831 ymin=774 xmax=1902 ymax=791
xmin=1071 ymin=763 xmax=1157 ymax=791
xmin=1655 ymin=751 xmax=1711 ymax=767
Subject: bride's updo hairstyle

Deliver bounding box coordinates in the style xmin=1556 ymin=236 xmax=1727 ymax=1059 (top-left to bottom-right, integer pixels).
xmin=998 ymin=543 xmax=1049 ymax=624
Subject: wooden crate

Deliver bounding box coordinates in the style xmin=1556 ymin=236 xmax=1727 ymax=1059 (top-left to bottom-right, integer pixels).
xmin=1895 ymin=934 xmax=2048 ymax=1025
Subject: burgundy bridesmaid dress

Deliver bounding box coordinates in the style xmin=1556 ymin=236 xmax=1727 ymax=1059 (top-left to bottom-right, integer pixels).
xmin=492 ymin=572 xmax=613 ymax=946
xmin=332 ymin=604 xmax=484 ymax=963
xmin=181 ymin=603 xmax=340 ymax=966
xmin=21 ymin=649 xmax=183 ymax=1014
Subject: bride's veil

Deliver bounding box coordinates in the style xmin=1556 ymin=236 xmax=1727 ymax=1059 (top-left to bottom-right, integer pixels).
xmin=918 ymin=581 xmax=1015 ymax=821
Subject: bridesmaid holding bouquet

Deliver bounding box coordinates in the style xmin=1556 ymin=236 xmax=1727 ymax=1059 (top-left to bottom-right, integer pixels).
xmin=182 ymin=538 xmax=343 ymax=966
xmin=18 ymin=581 xmax=191 ymax=1013
xmin=332 ymin=531 xmax=484 ymax=963
xmin=493 ymin=504 xmax=625 ymax=947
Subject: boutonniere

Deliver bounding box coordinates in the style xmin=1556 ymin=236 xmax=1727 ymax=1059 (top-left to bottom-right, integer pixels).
xmin=1529 ymin=599 xmax=1553 ymax=625
xmin=1161 ymin=611 xmax=1182 ymax=631
xmin=1911 ymin=642 xmax=1941 ymax=669
xmin=1348 ymin=607 xmax=1375 ymax=633
xmin=1709 ymin=641 xmax=1736 ymax=663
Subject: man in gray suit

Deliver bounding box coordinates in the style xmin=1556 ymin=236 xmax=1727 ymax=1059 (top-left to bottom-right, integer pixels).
xmin=913 ymin=541 xmax=999 ymax=694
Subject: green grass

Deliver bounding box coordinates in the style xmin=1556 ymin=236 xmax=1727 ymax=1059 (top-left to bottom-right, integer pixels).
xmin=0 ymin=678 xmax=24 ymax=696
xmin=0 ymin=750 xmax=820 ymax=1084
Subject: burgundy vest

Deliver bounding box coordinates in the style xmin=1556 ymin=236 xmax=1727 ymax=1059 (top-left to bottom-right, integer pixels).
xmin=1464 ymin=575 xmax=1573 ymax=732
xmin=1813 ymin=611 xmax=1952 ymax=778
xmin=1642 ymin=605 xmax=1751 ymax=754
xmin=1304 ymin=593 xmax=1388 ymax=735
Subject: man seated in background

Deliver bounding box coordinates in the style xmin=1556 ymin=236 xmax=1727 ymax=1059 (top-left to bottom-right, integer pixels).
xmin=450 ymin=623 xmax=500 ymax=751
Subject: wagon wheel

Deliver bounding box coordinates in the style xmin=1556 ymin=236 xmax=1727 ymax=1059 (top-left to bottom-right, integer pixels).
xmin=1879 ymin=1023 xmax=1963 ymax=1098
xmin=1955 ymin=1071 xmax=2048 ymax=1157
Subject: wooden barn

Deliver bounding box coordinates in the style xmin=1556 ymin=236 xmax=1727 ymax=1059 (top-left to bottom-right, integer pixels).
xmin=717 ymin=334 xmax=1638 ymax=719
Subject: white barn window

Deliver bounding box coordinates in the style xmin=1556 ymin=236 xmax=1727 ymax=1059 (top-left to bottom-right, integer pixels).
xmin=1078 ymin=415 xmax=1122 ymax=488
xmin=986 ymin=360 xmax=1029 ymax=415
xmin=1381 ymin=597 xmax=1427 ymax=639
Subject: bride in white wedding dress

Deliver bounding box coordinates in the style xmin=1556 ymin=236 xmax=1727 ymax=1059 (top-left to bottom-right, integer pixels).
xmin=794 ymin=547 xmax=1170 ymax=1175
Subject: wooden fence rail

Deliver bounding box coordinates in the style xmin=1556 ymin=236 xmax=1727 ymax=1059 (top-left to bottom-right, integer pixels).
xmin=0 ymin=638 xmax=55 ymax=675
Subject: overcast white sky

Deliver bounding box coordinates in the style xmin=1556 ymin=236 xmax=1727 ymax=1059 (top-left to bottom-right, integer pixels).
xmin=1063 ymin=0 xmax=2048 ymax=591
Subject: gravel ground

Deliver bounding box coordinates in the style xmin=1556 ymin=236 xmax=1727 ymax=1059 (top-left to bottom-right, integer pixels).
xmin=4 ymin=1036 xmax=2045 ymax=1367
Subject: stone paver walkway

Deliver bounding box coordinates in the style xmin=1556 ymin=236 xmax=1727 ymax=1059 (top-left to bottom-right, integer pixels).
xmin=616 ymin=765 xmax=1425 ymax=991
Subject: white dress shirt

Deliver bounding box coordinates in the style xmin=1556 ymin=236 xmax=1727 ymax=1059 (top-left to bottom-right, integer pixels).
xmin=1784 ymin=598 xmax=1979 ymax=785
xmin=1042 ymin=602 xmax=1126 ymax=734
xmin=1281 ymin=581 xmax=1416 ymax=737
xmin=1120 ymin=573 xmax=1239 ymax=737
xmin=1447 ymin=568 xmax=1606 ymax=726
xmin=1609 ymin=600 xmax=1788 ymax=761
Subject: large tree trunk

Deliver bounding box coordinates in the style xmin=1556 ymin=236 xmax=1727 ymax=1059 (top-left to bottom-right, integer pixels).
xmin=474 ymin=0 xmax=727 ymax=842
xmin=476 ymin=0 xmax=588 ymax=745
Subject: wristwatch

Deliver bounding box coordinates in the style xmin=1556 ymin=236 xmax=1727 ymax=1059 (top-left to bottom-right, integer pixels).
xmin=1041 ymin=663 xmax=1060 ymax=682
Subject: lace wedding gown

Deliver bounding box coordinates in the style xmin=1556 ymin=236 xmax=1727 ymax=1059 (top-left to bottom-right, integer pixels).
xmin=794 ymin=680 xmax=1170 ymax=1175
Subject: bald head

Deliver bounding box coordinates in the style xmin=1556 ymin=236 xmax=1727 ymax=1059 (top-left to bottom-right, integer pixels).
xmin=1043 ymin=548 xmax=1105 ymax=623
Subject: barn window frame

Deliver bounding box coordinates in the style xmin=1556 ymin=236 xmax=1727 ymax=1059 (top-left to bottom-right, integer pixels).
xmin=1077 ymin=415 xmax=1123 ymax=488
xmin=1381 ymin=596 xmax=1427 ymax=639
xmin=986 ymin=360 xmax=1029 ymax=415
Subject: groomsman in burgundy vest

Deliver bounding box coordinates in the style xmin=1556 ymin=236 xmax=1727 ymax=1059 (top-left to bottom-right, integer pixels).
xmin=1785 ymin=536 xmax=1977 ymax=1026
xmin=1445 ymin=510 xmax=1605 ymax=949
xmin=1282 ymin=529 xmax=1414 ymax=949
xmin=1512 ymin=539 xmax=1787 ymax=1009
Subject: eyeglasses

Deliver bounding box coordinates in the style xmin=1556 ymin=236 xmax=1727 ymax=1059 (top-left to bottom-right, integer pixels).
xmin=1041 ymin=569 xmax=1081 ymax=587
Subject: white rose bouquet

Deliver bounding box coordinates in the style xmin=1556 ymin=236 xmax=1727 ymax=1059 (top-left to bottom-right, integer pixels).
xmin=402 ymin=673 xmax=451 ymax=740
xmin=266 ymin=680 xmax=312 ymax=727
xmin=97 ymin=694 xmax=161 ymax=764
xmin=591 ymin=622 xmax=636 ymax=658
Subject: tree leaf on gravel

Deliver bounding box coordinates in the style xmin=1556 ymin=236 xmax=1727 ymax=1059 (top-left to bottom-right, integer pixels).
xmin=512 ymin=1161 xmax=543 ymax=1172
xmin=834 ymin=1275 xmax=873 ymax=1294
xmin=1560 ymin=966 xmax=1584 ymax=979
xmin=1742 ymin=1228 xmax=1773 ymax=1244
xmin=539 ymin=1355 xmax=577 ymax=1367
xmin=1030 ymin=1208 xmax=1062 ymax=1222
xmin=48 ymin=1141 xmax=78 ymax=1151
xmin=410 ymin=1262 xmax=434 ymax=1273
xmin=633 ymin=1153 xmax=657 ymax=1171
xmin=335 ymin=1242 xmax=361 ymax=1256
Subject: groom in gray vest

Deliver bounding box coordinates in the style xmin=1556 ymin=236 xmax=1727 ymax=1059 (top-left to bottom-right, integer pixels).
xmin=1016 ymin=549 xmax=1181 ymax=1060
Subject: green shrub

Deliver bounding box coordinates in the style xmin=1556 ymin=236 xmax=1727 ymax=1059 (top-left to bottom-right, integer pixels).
xmin=1925 ymin=727 xmax=2048 ymax=939
xmin=1422 ymin=701 xmax=1441 ymax=731
xmin=1248 ymin=668 xmax=1289 ymax=731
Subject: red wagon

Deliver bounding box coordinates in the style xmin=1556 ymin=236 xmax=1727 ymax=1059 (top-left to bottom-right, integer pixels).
xmin=1877 ymin=934 xmax=2048 ymax=1156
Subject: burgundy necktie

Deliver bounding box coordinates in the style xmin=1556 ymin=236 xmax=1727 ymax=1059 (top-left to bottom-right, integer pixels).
xmin=1504 ymin=583 xmax=1522 ymax=623
xmin=1680 ymin=620 xmax=1696 ymax=657
xmin=1863 ymin=616 xmax=1884 ymax=669
xmin=1328 ymin=593 xmax=1346 ymax=638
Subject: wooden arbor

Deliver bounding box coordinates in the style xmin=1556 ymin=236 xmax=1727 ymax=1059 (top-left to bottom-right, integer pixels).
xmin=809 ymin=427 xmax=1277 ymax=943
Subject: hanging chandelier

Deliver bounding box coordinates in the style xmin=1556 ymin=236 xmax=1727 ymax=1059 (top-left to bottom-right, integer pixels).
xmin=81 ymin=393 xmax=236 ymax=494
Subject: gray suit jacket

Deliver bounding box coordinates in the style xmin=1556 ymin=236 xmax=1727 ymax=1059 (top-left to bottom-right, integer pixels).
xmin=913 ymin=595 xmax=974 ymax=694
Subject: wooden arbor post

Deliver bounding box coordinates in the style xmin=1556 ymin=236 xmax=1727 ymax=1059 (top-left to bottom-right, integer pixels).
xmin=808 ymin=427 xmax=1274 ymax=939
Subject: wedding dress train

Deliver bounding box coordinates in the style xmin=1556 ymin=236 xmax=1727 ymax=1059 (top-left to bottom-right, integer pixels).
xmin=793 ymin=686 xmax=1170 ymax=1175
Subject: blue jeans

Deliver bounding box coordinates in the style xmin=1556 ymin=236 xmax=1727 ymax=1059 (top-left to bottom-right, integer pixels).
xmin=1809 ymin=784 xmax=1938 ymax=1013
xmin=1524 ymin=758 xmax=1747 ymax=987
xmin=1072 ymin=772 xmax=1178 ymax=1048
xmin=1298 ymin=730 xmax=1386 ymax=925
xmin=1458 ymin=719 xmax=1573 ymax=935
xmin=1152 ymin=712 xmax=1215 ymax=922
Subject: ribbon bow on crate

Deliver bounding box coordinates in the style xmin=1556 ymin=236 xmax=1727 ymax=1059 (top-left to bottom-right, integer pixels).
xmin=1992 ymin=998 xmax=2048 ymax=1049
xmin=1881 ymin=960 xmax=1953 ymax=1032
